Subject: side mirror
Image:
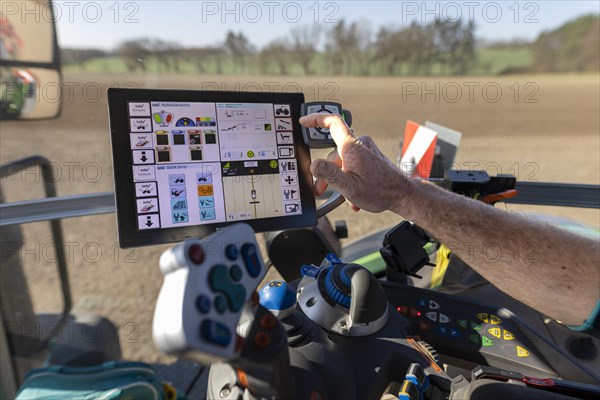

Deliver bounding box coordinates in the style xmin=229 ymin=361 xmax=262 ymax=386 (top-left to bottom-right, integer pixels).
xmin=0 ymin=0 xmax=62 ymax=120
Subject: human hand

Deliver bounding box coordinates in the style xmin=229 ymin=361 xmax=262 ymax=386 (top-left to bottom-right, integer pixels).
xmin=299 ymin=113 xmax=410 ymax=213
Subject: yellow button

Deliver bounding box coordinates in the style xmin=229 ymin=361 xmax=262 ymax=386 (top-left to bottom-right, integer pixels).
xmin=516 ymin=346 xmax=530 ymax=357
xmin=400 ymin=380 xmax=411 ymax=396
xmin=477 ymin=313 xmax=489 ymax=323
xmin=488 ymin=327 xmax=501 ymax=339
xmin=503 ymin=330 xmax=515 ymax=341
xmin=490 ymin=315 xmax=502 ymax=325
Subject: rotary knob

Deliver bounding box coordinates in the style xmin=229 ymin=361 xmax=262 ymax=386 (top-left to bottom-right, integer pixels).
xmin=324 ymin=264 xmax=352 ymax=308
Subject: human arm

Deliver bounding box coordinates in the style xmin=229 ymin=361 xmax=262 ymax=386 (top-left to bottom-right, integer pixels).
xmin=300 ymin=113 xmax=600 ymax=326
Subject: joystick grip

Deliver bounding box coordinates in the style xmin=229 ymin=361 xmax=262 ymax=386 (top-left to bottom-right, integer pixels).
xmin=298 ymin=258 xmax=389 ymax=336
xmin=349 ymin=267 xmax=388 ymax=325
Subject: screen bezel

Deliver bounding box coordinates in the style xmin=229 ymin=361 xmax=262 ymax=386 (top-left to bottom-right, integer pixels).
xmin=108 ymin=88 xmax=316 ymax=248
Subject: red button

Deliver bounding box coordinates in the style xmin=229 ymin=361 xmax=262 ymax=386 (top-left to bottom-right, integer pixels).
xmin=188 ymin=244 xmax=205 ymax=265
xmin=397 ymin=306 xmax=409 ymax=315
xmin=410 ymin=308 xmax=421 ymax=318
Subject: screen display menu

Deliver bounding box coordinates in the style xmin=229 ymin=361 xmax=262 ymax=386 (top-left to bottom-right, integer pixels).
xmin=127 ymin=101 xmax=302 ymax=231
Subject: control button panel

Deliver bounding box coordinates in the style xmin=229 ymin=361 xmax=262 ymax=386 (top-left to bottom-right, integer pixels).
xmin=301 ymin=102 xmax=348 ymax=148
xmin=153 ymin=223 xmax=267 ymax=361
xmin=384 ymin=284 xmax=554 ymax=376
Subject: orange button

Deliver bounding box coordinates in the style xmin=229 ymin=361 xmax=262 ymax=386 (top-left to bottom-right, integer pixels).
xmin=197 ymin=184 xmax=214 ymax=196
xmin=237 ymin=369 xmax=249 ymax=388
xmin=260 ymin=314 xmax=277 ymax=329
xmin=254 ymin=332 xmax=270 ymax=348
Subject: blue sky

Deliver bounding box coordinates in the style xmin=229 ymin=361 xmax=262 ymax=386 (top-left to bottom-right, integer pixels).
xmin=53 ymin=1 xmax=600 ymax=50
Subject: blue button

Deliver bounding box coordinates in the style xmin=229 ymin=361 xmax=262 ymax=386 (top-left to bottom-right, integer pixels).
xmin=450 ymin=328 xmax=460 ymax=337
xmin=325 ymin=253 xmax=342 ymax=265
xmin=241 ymin=243 xmax=261 ymax=278
xmin=200 ymin=320 xmax=231 ymax=347
xmin=195 ymin=295 xmax=210 ymax=314
xmin=438 ymin=326 xmax=448 ymax=336
xmin=225 ymin=244 xmax=238 ymax=261
xmin=405 ymin=375 xmax=421 ymax=391
xmin=259 ymin=281 xmax=296 ymax=311
xmin=300 ymin=264 xmax=319 ymax=278
xmin=171 ymin=211 xmax=189 ymax=224
xmin=200 ymin=208 xmax=216 ymax=221
xmin=417 ymin=298 xmax=427 ymax=308
xmin=406 ymin=363 xmax=429 ymax=393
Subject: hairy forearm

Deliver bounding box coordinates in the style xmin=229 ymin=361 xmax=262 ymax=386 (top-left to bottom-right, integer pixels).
xmin=393 ymin=175 xmax=600 ymax=325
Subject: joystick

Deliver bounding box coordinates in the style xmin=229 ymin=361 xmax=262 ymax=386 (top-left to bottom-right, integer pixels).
xmin=297 ymin=254 xmax=389 ymax=336
xmin=152 ymin=223 xmax=267 ymax=363
xmin=301 ymin=101 xmax=352 ymax=148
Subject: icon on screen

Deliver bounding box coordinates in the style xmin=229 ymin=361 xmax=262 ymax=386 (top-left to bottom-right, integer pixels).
xmin=278 ymin=146 xmax=294 ymax=158
xmin=285 ymin=203 xmax=300 ymax=213
xmin=153 ymin=111 xmax=174 ymax=127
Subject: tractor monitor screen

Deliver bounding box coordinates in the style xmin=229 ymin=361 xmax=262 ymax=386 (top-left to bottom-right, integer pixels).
xmin=108 ymin=89 xmax=316 ymax=248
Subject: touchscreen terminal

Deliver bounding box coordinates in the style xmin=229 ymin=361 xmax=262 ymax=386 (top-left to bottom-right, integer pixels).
xmin=108 ymin=89 xmax=316 ymax=248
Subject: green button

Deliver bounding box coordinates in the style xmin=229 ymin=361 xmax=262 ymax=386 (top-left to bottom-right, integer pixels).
xmin=468 ymin=334 xmax=480 ymax=345
xmin=208 ymin=264 xmax=246 ymax=312
xmin=482 ymin=336 xmax=494 ymax=347
xmin=470 ymin=322 xmax=483 ymax=331
xmin=214 ymin=295 xmax=227 ymax=314
xmin=230 ymin=264 xmax=243 ymax=282
xmin=457 ymin=319 xmax=468 ymax=329
xmin=208 ymin=264 xmax=229 ymax=292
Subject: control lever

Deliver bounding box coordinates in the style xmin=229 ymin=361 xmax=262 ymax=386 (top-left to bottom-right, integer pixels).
xmin=317 ymin=191 xmax=345 ymax=218
xmin=298 ymin=254 xmax=389 ymax=336
xmin=472 ymin=365 xmax=600 ymax=399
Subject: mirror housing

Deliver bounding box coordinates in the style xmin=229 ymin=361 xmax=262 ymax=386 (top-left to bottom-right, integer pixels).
xmin=0 ymin=0 xmax=62 ymax=120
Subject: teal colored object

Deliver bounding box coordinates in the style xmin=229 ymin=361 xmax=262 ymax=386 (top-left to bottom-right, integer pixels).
xmin=570 ymin=299 xmax=600 ymax=332
xmin=15 ymin=361 xmax=177 ymax=400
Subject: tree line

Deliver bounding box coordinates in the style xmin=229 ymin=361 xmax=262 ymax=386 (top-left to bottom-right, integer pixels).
xmin=62 ymin=14 xmax=599 ymax=76
xmin=532 ymin=14 xmax=599 ymax=73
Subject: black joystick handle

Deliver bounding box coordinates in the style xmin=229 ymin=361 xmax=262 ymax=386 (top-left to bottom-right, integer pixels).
xmin=344 ymin=264 xmax=388 ymax=324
